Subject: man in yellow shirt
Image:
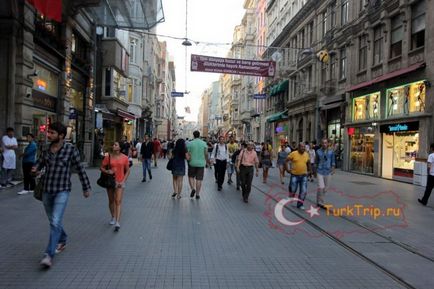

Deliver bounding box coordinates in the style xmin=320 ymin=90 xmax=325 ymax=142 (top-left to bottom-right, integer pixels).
xmin=285 ymin=142 xmax=312 ymax=209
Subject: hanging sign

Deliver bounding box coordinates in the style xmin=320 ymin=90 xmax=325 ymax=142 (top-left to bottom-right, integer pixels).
xmin=191 ymin=54 xmax=276 ymax=77
xmin=253 ymin=93 xmax=267 ymax=99
xmin=171 ymin=91 xmax=184 ymax=97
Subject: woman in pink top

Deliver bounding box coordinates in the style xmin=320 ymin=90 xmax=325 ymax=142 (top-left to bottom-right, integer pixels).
xmin=100 ymin=141 xmax=130 ymax=232
xmin=236 ymin=142 xmax=259 ymax=203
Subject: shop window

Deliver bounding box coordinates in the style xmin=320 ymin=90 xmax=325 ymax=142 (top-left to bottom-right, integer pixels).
xmin=387 ymin=81 xmax=426 ymax=117
xmin=411 ymin=0 xmax=425 ymax=50
xmin=390 ymin=14 xmax=403 ymax=58
xmin=353 ymin=96 xmax=367 ymax=121
xmin=71 ymin=88 xmax=84 ymax=112
xmin=367 ymin=93 xmax=380 ymax=119
xmin=33 ymin=64 xmax=59 ymax=97
xmin=350 ymin=129 xmax=374 ymax=174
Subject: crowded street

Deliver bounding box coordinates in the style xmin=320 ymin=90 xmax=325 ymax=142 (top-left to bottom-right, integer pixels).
xmin=1 ymin=159 xmax=433 ymax=289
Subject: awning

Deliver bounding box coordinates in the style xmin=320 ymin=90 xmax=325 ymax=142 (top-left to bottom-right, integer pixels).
xmin=267 ymin=110 xmax=288 ymax=123
xmin=86 ymin=0 xmax=165 ymax=30
xmin=270 ymin=80 xmax=289 ymax=96
xmin=117 ymin=109 xmax=136 ymax=120
xmin=347 ymin=62 xmax=426 ymax=92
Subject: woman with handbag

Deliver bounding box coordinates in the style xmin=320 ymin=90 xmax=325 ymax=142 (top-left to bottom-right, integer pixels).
xmin=170 ymin=139 xmax=189 ymax=199
xmin=100 ymin=141 xmax=130 ymax=232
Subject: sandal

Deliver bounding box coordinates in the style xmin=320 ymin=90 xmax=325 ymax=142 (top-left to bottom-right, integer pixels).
xmin=171 ymin=193 xmax=177 ymax=198
xmin=177 ymin=194 xmax=181 ymax=199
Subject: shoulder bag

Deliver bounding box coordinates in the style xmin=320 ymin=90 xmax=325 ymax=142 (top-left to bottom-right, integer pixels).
xmin=97 ymin=154 xmax=116 ymax=189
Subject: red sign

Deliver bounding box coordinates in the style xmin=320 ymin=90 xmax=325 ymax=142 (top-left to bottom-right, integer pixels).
xmin=191 ymin=54 xmax=276 ymax=77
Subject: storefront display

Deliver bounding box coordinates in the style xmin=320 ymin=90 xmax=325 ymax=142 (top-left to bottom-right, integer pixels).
xmin=381 ymin=121 xmax=419 ymax=182
xmin=274 ymin=121 xmax=288 ymax=149
xmin=352 ymin=92 xmax=380 ymax=121
xmin=386 ymin=80 xmax=426 ymax=117
xmin=348 ymin=127 xmax=375 ymax=174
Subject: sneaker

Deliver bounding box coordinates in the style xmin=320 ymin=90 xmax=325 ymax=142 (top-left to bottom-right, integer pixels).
xmin=236 ymin=187 xmax=240 ymax=191
xmin=40 ymin=254 xmax=52 ymax=268
xmin=243 ymin=198 xmax=248 ymax=203
xmin=418 ymin=198 xmax=427 ymax=206
xmin=195 ymin=195 xmax=200 ymax=200
xmin=142 ymin=178 xmax=146 ymax=182
xmin=17 ymin=190 xmax=29 ymax=195
xmin=317 ymin=203 xmax=326 ymax=210
xmin=114 ymin=223 xmax=120 ymax=232
xmin=109 ymin=218 xmax=116 ymax=225
xmin=149 ymin=174 xmax=153 ymax=180
xmin=218 ymin=187 xmax=222 ymax=191
xmin=55 ymin=243 xmax=66 ymax=254
xmin=298 ymin=205 xmax=305 ymax=210
xmin=28 ymin=190 xmax=34 ymax=194
xmin=171 ymin=193 xmax=177 ymax=198
xmin=190 ymin=189 xmax=196 ymax=198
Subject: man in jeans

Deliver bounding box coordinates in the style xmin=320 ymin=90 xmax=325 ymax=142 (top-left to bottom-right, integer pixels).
xmin=187 ymin=131 xmax=209 ymax=199
xmin=236 ymin=142 xmax=259 ymax=203
xmin=418 ymin=143 xmax=434 ymax=206
xmin=285 ymin=142 xmax=311 ymax=209
xmin=315 ymin=138 xmax=336 ymax=209
xmin=140 ymin=135 xmax=153 ymax=182
xmin=210 ymin=136 xmax=229 ymax=191
xmin=32 ymin=122 xmax=91 ymax=268
xmin=17 ymin=133 xmax=38 ymax=195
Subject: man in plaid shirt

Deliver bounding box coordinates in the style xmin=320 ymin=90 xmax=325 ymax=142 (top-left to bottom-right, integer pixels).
xmin=32 ymin=122 xmax=91 ymax=268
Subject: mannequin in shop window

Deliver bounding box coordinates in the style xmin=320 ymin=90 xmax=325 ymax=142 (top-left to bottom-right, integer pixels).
xmin=388 ymin=92 xmax=396 ymax=117
xmin=417 ymin=83 xmax=425 ymax=112
xmin=372 ymin=95 xmax=379 ymax=119
xmin=404 ymin=86 xmax=410 ymax=115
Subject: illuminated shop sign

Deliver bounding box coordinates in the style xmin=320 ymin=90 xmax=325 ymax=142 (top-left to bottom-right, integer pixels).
xmin=380 ymin=121 xmax=419 ymax=133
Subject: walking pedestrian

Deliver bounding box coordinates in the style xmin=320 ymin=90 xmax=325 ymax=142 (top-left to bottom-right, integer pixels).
xmin=17 ymin=133 xmax=37 ymax=195
xmin=31 ymin=122 xmax=91 ymax=268
xmin=211 ymin=136 xmax=229 ymax=191
xmin=134 ymin=139 xmax=142 ymax=158
xmin=227 ymin=137 xmax=238 ymax=184
xmin=308 ymin=143 xmax=317 ymax=182
xmin=277 ymin=144 xmax=290 ymax=185
xmin=171 ymin=139 xmax=189 ymax=199
xmin=140 ymin=135 xmax=153 ymax=182
xmin=285 ymin=142 xmax=311 ymax=209
xmin=187 ymin=131 xmax=209 ymax=199
xmin=207 ymin=141 xmax=213 ymax=169
xmin=162 ymin=140 xmax=168 ymax=159
xmin=236 ymin=142 xmax=259 ymax=203
xmin=100 ymin=141 xmax=130 ymax=231
xmin=153 ymin=138 xmax=161 ymax=167
xmin=316 ymin=138 xmax=336 ymax=209
xmin=418 ymin=143 xmax=434 ymax=206
xmin=0 ymin=127 xmax=18 ymax=188
xmin=260 ymin=143 xmax=272 ymax=184
xmin=120 ymin=136 xmax=131 ymax=156
xmin=232 ymin=142 xmax=246 ymax=191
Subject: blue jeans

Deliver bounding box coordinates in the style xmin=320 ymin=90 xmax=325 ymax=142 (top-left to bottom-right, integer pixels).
xmin=289 ymin=175 xmax=308 ymax=208
xmin=142 ymin=159 xmax=152 ymax=179
xmin=43 ymin=191 xmax=69 ymax=257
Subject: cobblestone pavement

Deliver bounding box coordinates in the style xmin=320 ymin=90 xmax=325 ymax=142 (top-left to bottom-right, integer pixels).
xmin=1 ymin=159 xmax=431 ymax=288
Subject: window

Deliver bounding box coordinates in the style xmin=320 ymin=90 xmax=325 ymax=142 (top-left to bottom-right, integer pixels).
xmin=387 ymin=81 xmax=426 ymax=116
xmin=373 ymin=25 xmax=383 ymax=65
xmin=352 ymin=92 xmax=380 ymax=121
xmin=322 ymin=11 xmax=327 ymax=37
xmin=300 ymin=29 xmax=305 ymax=48
xmin=105 ymin=68 xmax=111 ymax=96
xmin=129 ymin=38 xmax=138 ymax=64
xmin=330 ymin=2 xmax=336 ymax=28
xmin=306 ymin=66 xmax=312 ymax=89
xmin=321 ymin=62 xmax=327 ymax=84
xmin=308 ymin=22 xmax=314 ymax=45
xmin=359 ymin=0 xmax=366 ymax=12
xmin=341 ymin=0 xmax=349 ymax=25
xmin=330 ymin=54 xmax=336 ymax=80
xmin=390 ymin=14 xmax=403 ymax=58
xmin=411 ymin=0 xmax=425 ymax=50
xmin=359 ymin=35 xmax=367 ymax=71
xmin=339 ymin=47 xmax=347 ymax=80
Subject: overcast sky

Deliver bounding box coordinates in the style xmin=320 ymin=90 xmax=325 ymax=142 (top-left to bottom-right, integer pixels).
xmin=157 ymin=0 xmax=246 ymax=122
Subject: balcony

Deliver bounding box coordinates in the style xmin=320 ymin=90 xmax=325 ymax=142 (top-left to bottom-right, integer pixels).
xmin=101 ymin=39 xmax=129 ymax=77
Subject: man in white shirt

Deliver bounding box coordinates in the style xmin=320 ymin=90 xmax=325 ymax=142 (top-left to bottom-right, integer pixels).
xmin=211 ymin=136 xmax=230 ymax=191
xmin=418 ymin=143 xmax=434 ymax=206
xmin=1 ymin=127 xmax=18 ymax=188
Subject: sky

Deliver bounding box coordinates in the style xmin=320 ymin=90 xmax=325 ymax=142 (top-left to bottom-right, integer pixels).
xmin=157 ymin=0 xmax=246 ymax=122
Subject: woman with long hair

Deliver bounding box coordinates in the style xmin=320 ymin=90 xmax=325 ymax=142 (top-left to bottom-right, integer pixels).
xmin=100 ymin=141 xmax=130 ymax=232
xmin=260 ymin=143 xmax=273 ymax=183
xmin=171 ymin=139 xmax=189 ymax=199
xmin=277 ymin=143 xmax=290 ymax=184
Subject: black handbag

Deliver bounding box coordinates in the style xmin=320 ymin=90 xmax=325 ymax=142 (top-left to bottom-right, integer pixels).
xmin=166 ymin=157 xmax=174 ymax=171
xmin=97 ymin=155 xmax=116 ymax=189
xmin=33 ymin=175 xmax=44 ymax=201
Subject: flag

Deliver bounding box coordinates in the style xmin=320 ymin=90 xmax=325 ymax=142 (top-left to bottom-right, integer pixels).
xmin=28 ymin=0 xmax=62 ymax=22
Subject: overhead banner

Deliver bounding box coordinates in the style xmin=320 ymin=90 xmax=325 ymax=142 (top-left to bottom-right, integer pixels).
xmin=191 ymin=54 xmax=276 ymax=77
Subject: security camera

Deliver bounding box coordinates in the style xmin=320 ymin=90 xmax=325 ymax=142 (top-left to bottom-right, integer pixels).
xmin=27 ymin=71 xmax=38 ymax=79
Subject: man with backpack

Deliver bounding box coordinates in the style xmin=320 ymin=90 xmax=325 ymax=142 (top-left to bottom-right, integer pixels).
xmin=210 ymin=136 xmax=229 ymax=191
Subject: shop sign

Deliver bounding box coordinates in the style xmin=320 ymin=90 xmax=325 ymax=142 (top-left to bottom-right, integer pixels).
xmin=253 ymin=93 xmax=267 ymax=99
xmin=171 ymin=91 xmax=184 ymax=97
xmin=32 ymin=90 xmax=57 ymax=112
xmin=380 ymin=121 xmax=419 ymax=133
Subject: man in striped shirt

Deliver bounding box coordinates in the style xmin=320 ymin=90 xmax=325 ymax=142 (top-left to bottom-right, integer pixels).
xmin=32 ymin=122 xmax=91 ymax=269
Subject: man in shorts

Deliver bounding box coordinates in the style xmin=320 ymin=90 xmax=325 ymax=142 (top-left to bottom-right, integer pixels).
xmin=187 ymin=131 xmax=209 ymax=199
